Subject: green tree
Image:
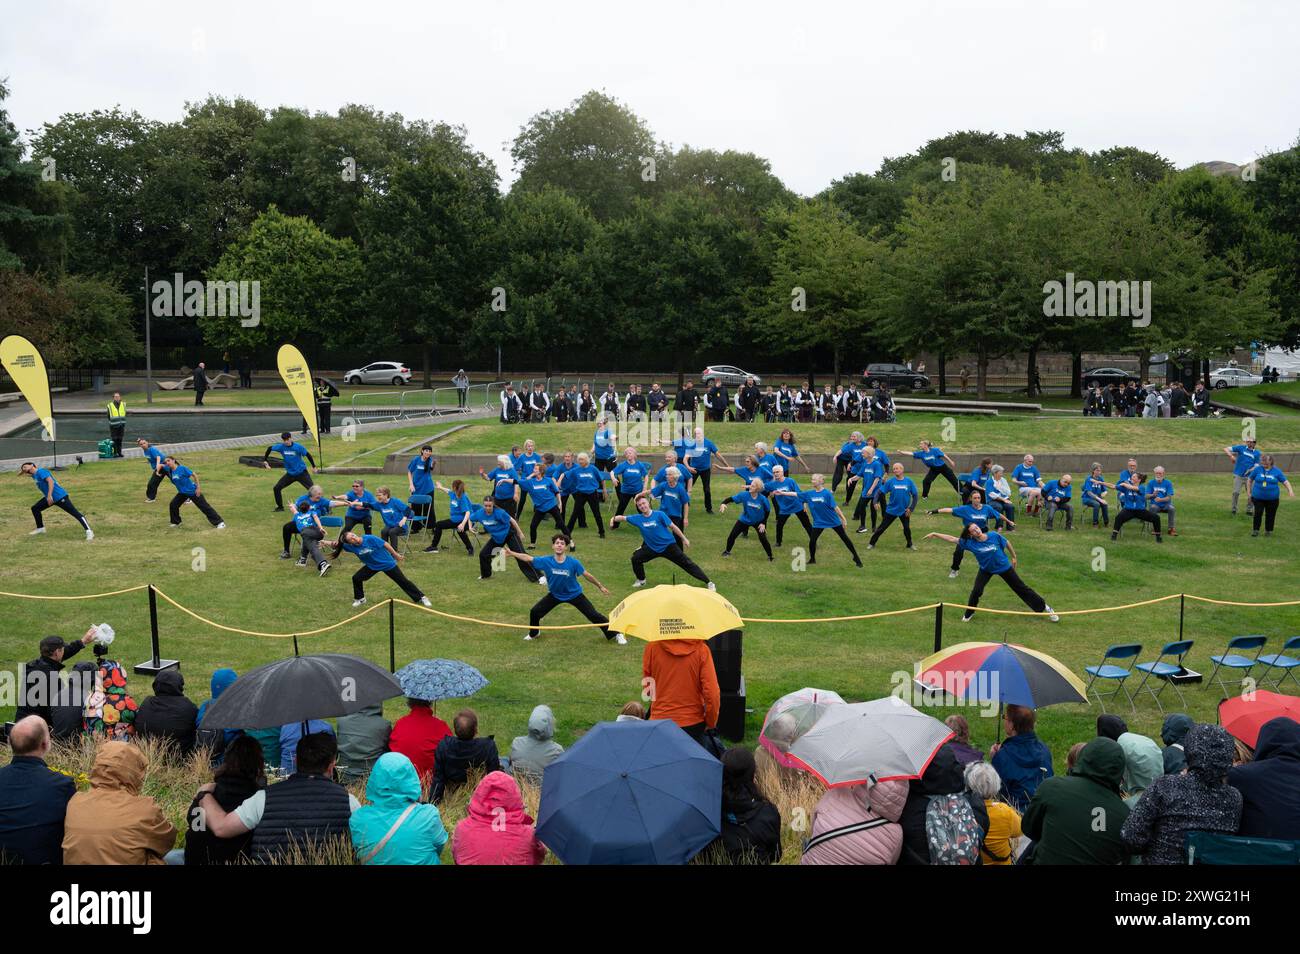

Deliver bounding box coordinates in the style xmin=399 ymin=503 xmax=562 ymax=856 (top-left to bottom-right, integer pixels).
xmin=0 ymin=80 xmax=67 ymax=271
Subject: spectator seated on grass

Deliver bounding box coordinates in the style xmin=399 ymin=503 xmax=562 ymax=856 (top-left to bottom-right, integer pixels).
xmin=180 ymin=735 xmax=265 ymax=865
xmin=351 ymin=752 xmax=448 ymax=866
xmin=900 ymin=743 xmax=988 ymax=865
xmin=451 ymin=770 xmax=545 ymax=866
xmin=1096 ymin=714 xmax=1128 ymax=742
xmin=964 ymin=761 xmax=1022 ymax=866
xmin=388 ymin=699 xmax=452 ymax=789
xmin=1116 ymin=732 xmax=1162 ymax=809
xmin=195 ymin=668 xmax=240 ymax=763
xmin=1228 ymin=717 xmax=1300 ymax=841
xmin=198 ymin=731 xmax=358 ymax=864
xmin=707 ymin=747 xmax=782 ymax=865
xmin=336 ymin=703 xmax=391 ymax=782
xmin=279 ymin=719 xmax=334 ymax=775
xmin=1021 ymin=737 xmax=1130 ymax=866
xmin=433 ymin=709 xmax=501 ymax=803
xmin=51 ymin=661 xmax=96 ymax=742
xmin=63 ymin=740 xmax=176 ymax=865
xmin=1066 ymin=742 xmax=1086 ymax=773
xmin=1161 ymin=713 xmax=1194 ymax=774
xmin=615 ymin=701 xmax=645 ymax=722
xmin=944 ymin=714 xmax=985 ymax=765
xmin=0 ymin=716 xmax=77 ymax=865
xmin=134 ymin=668 xmax=199 ymax=758
xmin=801 ymin=772 xmax=906 ymax=866
xmin=509 ymin=704 xmax=565 ymax=784
xmin=990 ymin=704 xmax=1053 ymax=812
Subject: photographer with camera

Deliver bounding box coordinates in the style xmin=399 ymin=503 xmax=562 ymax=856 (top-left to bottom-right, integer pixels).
xmin=13 ymin=627 xmax=98 ymax=727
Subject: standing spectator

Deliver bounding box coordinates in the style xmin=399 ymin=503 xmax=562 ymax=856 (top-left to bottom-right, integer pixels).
xmin=1021 ymin=737 xmax=1130 ymax=865
xmin=529 ymin=382 xmax=551 ymax=422
xmin=1227 ymin=717 xmax=1300 ymax=840
xmin=388 ymin=699 xmax=452 ymax=787
xmin=801 ymin=776 xmax=907 ymax=866
xmin=959 ymin=365 xmax=970 ymax=393
xmin=15 ymin=628 xmax=95 ymax=725
xmin=509 ymin=705 xmax=565 ymax=783
xmin=134 ymin=668 xmax=199 ymax=757
xmin=63 ymin=741 xmax=176 ymax=865
xmin=1247 ymin=454 xmax=1293 ymax=537
xmin=193 ymin=362 xmax=208 ymax=406
xmin=705 ymin=378 xmax=729 ymax=423
xmin=452 ymin=771 xmax=546 ymax=865
xmin=0 ymin=717 xmax=77 ymax=865
xmin=1169 ymin=382 xmax=1189 ymax=417
xmin=452 ymin=369 xmax=470 ymax=408
xmin=990 ymin=704 xmax=1053 ymax=812
xmin=499 ymin=384 xmax=522 ymax=423
xmin=181 ymin=735 xmax=265 ymax=865
xmin=351 ymin=752 xmax=449 ymax=865
xmin=899 ymin=743 xmax=988 ymax=865
xmin=643 ymin=638 xmax=721 ymax=744
xmin=577 ymin=383 xmax=597 ymax=421
xmin=336 ymin=703 xmax=392 ymax=782
xmin=1142 ymin=383 xmax=1162 ymax=418
xmin=106 ymin=391 xmax=128 ymax=457
xmin=1191 ymin=380 xmax=1211 ymax=417
xmin=1121 ymin=724 xmax=1242 ymax=865
xmin=944 ymin=715 xmax=985 ymax=765
xmin=432 ymin=709 xmax=501 ymax=802
xmin=313 ymin=377 xmax=336 ymax=434
xmin=647 ymin=382 xmax=669 ymax=420
xmin=707 ymin=747 xmax=782 ymax=864
xmin=736 ymin=377 xmax=761 ymax=422
xmin=552 ymin=386 xmax=574 ymax=422
xmin=964 ymin=762 xmax=1022 ymax=865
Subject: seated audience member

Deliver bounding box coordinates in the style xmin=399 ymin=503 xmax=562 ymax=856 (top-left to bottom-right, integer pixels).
xmin=336 ymin=703 xmax=391 ymax=782
xmin=134 ymin=668 xmax=199 ymax=756
xmin=351 ymin=752 xmax=449 ymax=865
xmin=195 ymin=668 xmax=240 ymax=761
xmin=433 ymin=709 xmax=501 ymax=803
xmin=616 ymin=701 xmax=645 ymax=722
xmin=15 ymin=629 xmax=95 ymax=725
xmin=944 ymin=714 xmax=985 ymax=765
xmin=452 ymin=771 xmax=546 ymax=865
xmin=1021 ymin=737 xmax=1130 ymax=865
xmin=802 ymin=775 xmax=907 ymax=866
xmin=245 ymin=726 xmax=282 ymax=770
xmin=509 ymin=705 xmax=565 ymax=784
xmin=900 ymin=744 xmax=988 ymax=865
xmin=1232 ymin=739 xmax=1253 ymax=766
xmin=1121 ymin=724 xmax=1242 ymax=865
xmin=990 ymin=704 xmax=1053 ymax=812
xmin=0 ymin=716 xmax=77 ymax=864
xmin=1161 ymin=713 xmax=1194 ymax=774
xmin=1117 ymin=732 xmax=1163 ymax=809
xmin=964 ymin=762 xmax=1021 ymax=865
xmin=51 ymin=661 xmax=96 ymax=741
xmin=708 ymin=747 xmax=782 ymax=864
xmin=63 ymin=740 xmax=177 ymax=865
xmin=388 ymin=698 xmax=453 ymax=786
xmin=198 ymin=732 xmax=359 ymax=863
xmin=1066 ymin=742 xmax=1087 ymax=773
xmin=1096 ymin=714 xmax=1128 ymax=742
xmin=182 ymin=735 xmax=265 ymax=865
xmin=1227 ymin=717 xmax=1300 ymax=840
xmin=279 ymin=718 xmax=335 ymax=774
xmin=83 ymin=658 xmax=138 ymax=739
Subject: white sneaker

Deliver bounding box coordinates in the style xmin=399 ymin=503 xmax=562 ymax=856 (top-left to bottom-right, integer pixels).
xmin=961 ymin=613 xmax=974 ymax=622
xmin=216 ymin=522 xmax=226 ymax=529
xmin=524 ymin=634 xmax=536 ymax=641
xmin=707 ymin=582 xmax=717 ymax=591
xmin=632 ymin=579 xmax=647 ymax=588
xmin=352 ymin=597 xmax=367 ymax=608
xmin=420 ymin=596 xmax=432 ymax=607
xmin=1046 ymin=606 xmax=1060 ymax=622
xmin=318 ymin=563 xmax=330 ymax=577
xmin=170 ymin=523 xmax=181 ymax=529
xmin=85 ymin=529 xmax=94 ymax=541
xmin=537 ymin=574 xmax=547 ymax=585
xmin=613 ymin=633 xmax=628 ymax=645
xmin=29 ymin=527 xmax=46 ymax=535
xmin=948 ymin=569 xmax=959 ymax=578
xmin=296 ymin=557 xmax=308 ymax=567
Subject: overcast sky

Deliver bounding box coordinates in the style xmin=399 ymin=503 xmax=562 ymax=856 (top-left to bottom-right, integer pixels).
xmin=4 ymin=0 xmax=1297 ymax=196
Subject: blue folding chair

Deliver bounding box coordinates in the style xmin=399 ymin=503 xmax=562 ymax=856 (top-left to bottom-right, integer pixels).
xmin=1187 ymin=831 xmax=1300 ymax=865
xmin=1256 ymin=635 xmax=1300 ymax=691
xmin=319 ymin=515 xmax=343 ymax=529
xmin=403 ymin=494 xmax=432 ymax=555
xmin=1084 ymin=643 xmax=1143 ymax=712
xmin=1205 ymin=635 xmax=1268 ymax=696
xmin=1132 ymin=639 xmax=1194 ymax=712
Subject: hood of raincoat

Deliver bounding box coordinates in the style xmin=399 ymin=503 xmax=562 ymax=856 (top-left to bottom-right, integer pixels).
xmin=1161 ymin=713 xmax=1193 ymax=746
xmin=1117 ymin=732 xmax=1163 ymax=795
xmin=153 ymin=668 xmax=185 ymax=696
xmin=1184 ymin=723 xmax=1234 ymax=785
xmin=89 ymin=740 xmax=148 ymax=795
xmin=527 ymin=705 xmax=556 ymax=741
xmin=209 ymin=668 xmax=237 ymax=699
xmin=1069 ymin=737 xmax=1126 ymax=794
xmin=1097 ymin=714 xmax=1128 ymax=741
xmin=660 ymin=639 xmax=700 ymax=657
xmin=363 ymin=752 xmax=422 ymax=809
xmin=467 ymin=770 xmax=531 ymax=824
xmin=913 ymin=742 xmax=965 ymax=796
xmin=1253 ymin=717 xmax=1300 ymax=762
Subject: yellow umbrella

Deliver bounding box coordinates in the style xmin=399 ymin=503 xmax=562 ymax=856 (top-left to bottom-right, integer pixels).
xmin=608 ymin=584 xmax=743 ymax=642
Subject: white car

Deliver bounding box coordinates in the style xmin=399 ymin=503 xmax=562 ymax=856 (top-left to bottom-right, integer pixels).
xmin=701 ymin=364 xmax=761 ymax=387
xmin=1209 ymin=367 xmax=1262 ymax=389
xmin=345 ymin=361 xmax=411 ymax=386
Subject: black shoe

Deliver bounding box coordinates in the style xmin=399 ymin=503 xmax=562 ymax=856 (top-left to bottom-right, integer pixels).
xmin=272 ymin=507 xmax=285 ymax=513
xmin=854 ymin=560 xmax=863 ymax=567
xmin=1111 ymin=531 xmax=1118 ymax=541
xmin=423 ymin=545 xmax=438 ymax=553
xmin=1252 ymin=530 xmax=1260 ymax=537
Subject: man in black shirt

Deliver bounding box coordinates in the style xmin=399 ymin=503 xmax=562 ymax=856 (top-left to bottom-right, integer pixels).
xmin=705 ymin=379 xmax=729 ymax=422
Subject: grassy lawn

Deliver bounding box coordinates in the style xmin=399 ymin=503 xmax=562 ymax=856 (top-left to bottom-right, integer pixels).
xmin=104 ymin=385 xmax=478 ymax=412
xmin=1205 ymin=381 xmax=1300 ymax=416
xmin=4 ymin=422 xmax=1298 ymax=793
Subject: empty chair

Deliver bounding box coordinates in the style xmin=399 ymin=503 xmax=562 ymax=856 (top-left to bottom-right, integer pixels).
xmin=1205 ymin=635 xmax=1268 ymax=697
xmin=1256 ymin=636 xmax=1300 ymax=691
xmin=1084 ymin=643 xmax=1143 ymax=712
xmin=1132 ymin=640 xmax=1195 ymax=712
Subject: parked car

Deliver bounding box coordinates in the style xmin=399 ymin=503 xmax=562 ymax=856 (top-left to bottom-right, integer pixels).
xmin=861 ymin=363 xmax=930 ymax=392
xmin=701 ymin=364 xmax=761 ymax=387
xmin=1080 ymin=367 xmax=1140 ymax=389
xmin=1209 ymin=367 xmax=1263 ymax=389
xmin=344 ymin=361 xmax=411 ymax=386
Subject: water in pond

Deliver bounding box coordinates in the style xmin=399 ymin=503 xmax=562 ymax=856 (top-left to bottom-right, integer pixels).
xmin=8 ymin=412 xmax=309 ymax=445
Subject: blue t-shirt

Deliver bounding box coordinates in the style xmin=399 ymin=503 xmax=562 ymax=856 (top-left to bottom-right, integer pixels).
xmin=676 ymin=437 xmax=718 ymax=470
xmin=652 ymin=483 xmax=691 ymax=518
xmin=774 ymin=438 xmax=799 ymax=461
xmin=32 ymin=468 xmax=68 ymax=501
xmin=168 ymin=465 xmax=198 ymax=495
xmin=468 ymin=505 xmax=513 ymax=544
xmin=1147 ymin=479 xmax=1174 ymax=504
xmin=627 ymin=510 xmax=676 ymax=552
xmin=872 ymin=449 xmax=891 ymax=470
xmin=613 ymin=461 xmax=651 ymax=495
xmin=143 ymin=445 xmax=165 ymax=470
xmin=446 ymin=491 xmax=472 ymax=522
xmin=852 ymin=457 xmax=885 ymax=498
xmin=375 ymin=497 xmax=413 ymax=529
xmin=523 ymin=477 xmax=559 ymax=513
xmin=1011 ymin=464 xmax=1041 ymax=489
xmin=655 ymin=464 xmax=692 ymax=489
xmin=572 ymin=465 xmax=606 ymax=494
xmin=913 ymin=447 xmax=947 ymax=469
xmin=1082 ymin=476 xmax=1107 ymax=502
xmin=959 ymin=532 xmax=1013 ymax=574
xmin=770 ymin=477 xmax=803 ymax=515
xmin=533 ymin=555 xmax=586 ymax=602
xmin=514 ymin=453 xmax=543 ymax=480
xmin=951 ymin=504 xmax=1001 ymax=532
xmin=757 ymin=453 xmax=781 ymax=473
xmin=1249 ymin=465 xmax=1287 ymax=501
xmin=407 ymin=456 xmax=436 ymax=495
xmin=837 ymin=440 xmax=865 ymax=463
xmin=343 ymin=534 xmax=397 ymax=571
xmin=593 ymin=428 xmax=616 ymax=460
xmin=343 ymin=489 xmax=378 ymax=519
xmin=800 ymin=489 xmax=842 ymax=529
xmin=1042 ymin=480 xmax=1072 ymax=503
xmin=881 ymin=477 xmax=918 ymax=516
xmin=1231 ymin=445 xmax=1263 ymax=478
xmin=730 ymin=492 xmax=771 ymax=526
xmin=276 ymin=442 xmax=311 ymax=476
xmin=486 ymin=467 xmax=518 ymax=500
xmin=295 ymin=493 xmax=333 ymax=517
xmin=733 ymin=465 xmax=773 ymax=490
xmin=293 ymin=510 xmax=319 ymax=532
xmin=1118 ymin=481 xmax=1148 ymax=511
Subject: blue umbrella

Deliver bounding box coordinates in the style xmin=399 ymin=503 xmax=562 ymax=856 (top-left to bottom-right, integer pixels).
xmin=394 ymin=658 xmax=488 ymax=702
xmin=536 ymin=720 xmax=721 ymax=865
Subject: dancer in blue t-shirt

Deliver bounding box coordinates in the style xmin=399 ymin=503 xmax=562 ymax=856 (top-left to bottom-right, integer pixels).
xmin=504 ymin=533 xmax=624 ymax=643
xmin=20 ymin=462 xmax=93 ymax=540
xmin=925 ymin=525 xmax=1058 ymax=622
xmin=610 ymin=496 xmax=713 ymax=587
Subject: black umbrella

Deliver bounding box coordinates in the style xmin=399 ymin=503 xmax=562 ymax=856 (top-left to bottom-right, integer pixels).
xmin=200 ymin=653 xmax=403 ymax=730
xmin=315 ymin=377 xmax=341 ymax=397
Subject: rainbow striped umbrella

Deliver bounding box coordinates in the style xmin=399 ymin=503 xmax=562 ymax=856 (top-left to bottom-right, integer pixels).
xmin=915 ymin=641 xmax=1087 ymax=709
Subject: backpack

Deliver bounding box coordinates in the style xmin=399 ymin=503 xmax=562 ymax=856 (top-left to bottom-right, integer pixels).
xmin=924 ymin=793 xmax=982 ymax=865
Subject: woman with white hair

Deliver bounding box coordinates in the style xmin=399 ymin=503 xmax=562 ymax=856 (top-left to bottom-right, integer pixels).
xmin=564 ymin=452 xmax=608 ymax=545
xmin=719 ymin=480 xmax=774 ymax=560
xmin=479 ymin=455 xmax=521 ymax=517
xmin=984 ymin=465 xmax=1015 ymax=526
xmin=964 ymin=761 xmax=1022 ymax=866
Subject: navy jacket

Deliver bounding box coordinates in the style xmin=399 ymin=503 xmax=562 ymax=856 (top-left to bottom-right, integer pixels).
xmin=0 ymin=756 xmax=76 ymax=864
xmin=1227 ymin=717 xmax=1300 ymax=841
xmin=991 ymin=731 xmax=1054 ymax=812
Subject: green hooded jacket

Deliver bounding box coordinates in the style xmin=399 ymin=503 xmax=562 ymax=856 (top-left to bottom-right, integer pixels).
xmin=1022 ymin=737 xmax=1131 ymax=865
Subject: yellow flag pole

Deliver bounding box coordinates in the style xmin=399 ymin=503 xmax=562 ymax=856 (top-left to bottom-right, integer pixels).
xmin=276 ymin=344 xmax=323 ymax=467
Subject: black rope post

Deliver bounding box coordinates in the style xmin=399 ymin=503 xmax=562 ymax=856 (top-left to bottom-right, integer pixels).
xmin=933 ymin=602 xmax=944 ymax=653
xmin=293 ymin=635 xmax=300 ymax=657
xmin=1178 ymin=593 xmax=1185 ymax=643
xmin=133 ymin=584 xmax=178 ymax=675
xmin=389 ymin=598 xmax=396 ymax=673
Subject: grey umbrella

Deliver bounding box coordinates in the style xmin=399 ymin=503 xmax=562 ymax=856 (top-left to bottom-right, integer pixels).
xmin=199 ymin=653 xmax=403 ymax=730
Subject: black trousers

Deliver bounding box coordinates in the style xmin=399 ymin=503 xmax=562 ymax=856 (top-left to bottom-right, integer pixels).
xmin=316 ymin=401 xmax=331 ymax=433
xmin=109 ymin=423 xmax=126 ymax=457
xmin=409 ymin=497 xmax=435 ymax=532
xmin=696 ymin=468 xmax=714 ymax=512
xmin=281 ymin=519 xmax=299 ymax=552
xmin=273 ymin=471 xmax=313 ymax=509
xmin=951 ymin=542 xmax=966 ymax=572
xmin=194 ymin=388 xmax=205 ymax=406
xmin=615 ymin=492 xmax=636 ymax=518
xmin=529 ymin=505 xmax=565 ymax=544
xmin=529 ymin=592 xmax=610 ymax=639
xmin=494 ymin=496 xmax=517 ymax=518
xmin=594 ymin=458 xmax=615 ymax=473
xmin=1114 ymin=508 xmax=1161 ymax=536
xmin=868 ymin=512 xmax=911 ymax=547
xmin=342 ymin=513 xmax=373 ymax=535
xmin=852 ymin=495 xmax=880 ymax=530
xmin=631 ymin=543 xmax=711 ymax=584
xmin=31 ymin=496 xmax=90 ymax=530
xmin=380 ymin=524 xmax=409 ymax=546
xmin=515 ymin=489 xmax=530 ymax=526
xmin=922 ymin=465 xmax=960 ymax=498
xmin=965 ymin=567 xmax=1046 ymax=616
xmin=808 ymin=524 xmax=859 ymax=564
xmin=566 ymin=492 xmax=605 ymax=536
xmin=1252 ymin=497 xmax=1280 ymax=532
xmin=775 ymin=510 xmax=812 ymax=547
xmin=145 ymin=471 xmax=167 ymax=501
xmin=560 ymin=493 xmax=585 ymax=528
xmin=480 ymin=531 xmax=540 ymax=581
xmin=170 ymin=492 xmax=223 ymax=527
xmin=430 ymin=518 xmax=473 ymax=552
xmin=726 ymin=521 xmax=772 ymax=558
xmin=352 ymin=565 xmax=423 ymax=601
xmin=831 ymin=457 xmax=851 ymax=491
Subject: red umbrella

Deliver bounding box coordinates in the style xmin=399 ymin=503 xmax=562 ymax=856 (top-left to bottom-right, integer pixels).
xmin=1218 ymin=691 xmax=1300 ymax=747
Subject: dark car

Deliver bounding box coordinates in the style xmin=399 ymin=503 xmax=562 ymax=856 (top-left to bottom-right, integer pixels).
xmin=862 ymin=363 xmax=930 ymax=392
xmin=1081 ymin=367 xmax=1140 ymax=389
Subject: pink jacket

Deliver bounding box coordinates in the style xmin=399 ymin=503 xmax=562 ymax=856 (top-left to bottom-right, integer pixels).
xmin=451 ymin=771 xmax=546 ymax=866
xmin=800 ymin=779 xmax=908 ymax=865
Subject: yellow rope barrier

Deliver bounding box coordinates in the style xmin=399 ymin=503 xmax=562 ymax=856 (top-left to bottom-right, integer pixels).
xmin=0 ymin=584 xmax=151 ymax=601
xmin=394 ymin=598 xmax=598 ymax=630
xmin=739 ymin=604 xmax=942 ymax=623
xmin=1184 ymin=595 xmax=1300 ymax=608
xmin=151 ymin=587 xmax=389 ymax=639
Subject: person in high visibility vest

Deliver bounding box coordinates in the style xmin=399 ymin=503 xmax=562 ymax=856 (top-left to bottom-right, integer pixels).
xmin=106 ymin=392 xmax=127 ymax=457
xmin=314 ymin=378 xmax=335 ymax=434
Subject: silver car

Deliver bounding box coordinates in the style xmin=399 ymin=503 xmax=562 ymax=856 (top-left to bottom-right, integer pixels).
xmin=344 ymin=361 xmax=411 ymax=386
xmin=701 ymin=364 xmax=761 ymax=387
xmin=1209 ymin=367 xmax=1262 ymax=389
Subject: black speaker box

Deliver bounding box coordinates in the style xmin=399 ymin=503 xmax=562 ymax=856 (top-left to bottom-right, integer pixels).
xmin=708 ymin=629 xmax=743 ymax=693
